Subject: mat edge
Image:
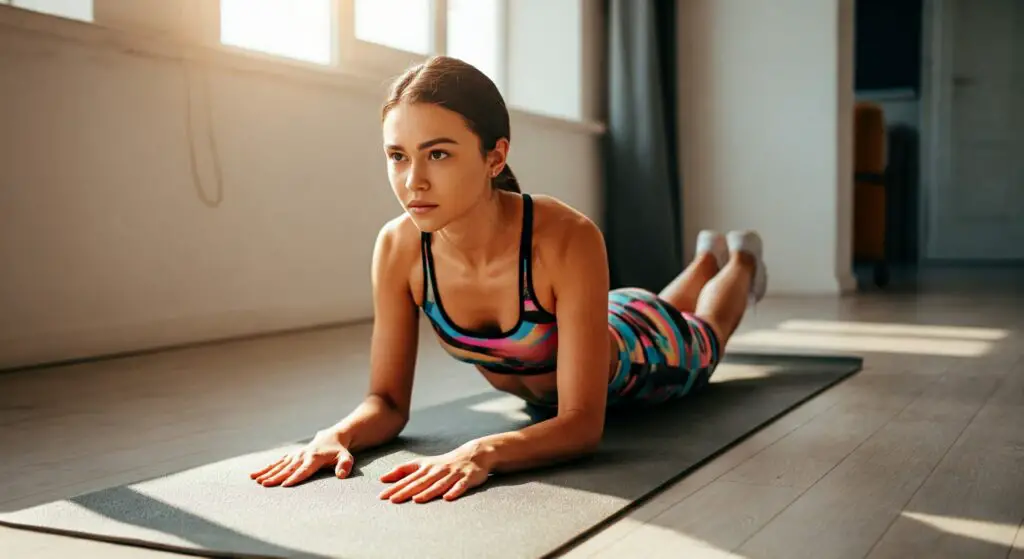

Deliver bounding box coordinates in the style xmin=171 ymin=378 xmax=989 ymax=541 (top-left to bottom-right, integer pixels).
xmin=0 ymin=517 xmax=294 ymax=559
xmin=541 ymin=359 xmax=864 ymax=558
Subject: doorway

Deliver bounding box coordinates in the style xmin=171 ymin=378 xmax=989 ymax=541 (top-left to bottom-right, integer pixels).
xmin=852 ymin=0 xmax=923 ymax=287
xmin=923 ymin=0 xmax=1024 ymax=262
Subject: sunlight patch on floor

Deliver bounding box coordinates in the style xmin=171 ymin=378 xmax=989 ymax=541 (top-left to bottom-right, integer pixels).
xmin=776 ymin=320 xmax=1010 ymax=341
xmin=902 ymin=511 xmax=1021 ymax=547
xmin=714 ymin=364 xmax=781 ymax=382
xmin=598 ymin=521 xmax=750 ymax=558
xmin=731 ymin=318 xmax=1004 ymax=357
xmin=468 ymin=395 xmax=533 ymax=421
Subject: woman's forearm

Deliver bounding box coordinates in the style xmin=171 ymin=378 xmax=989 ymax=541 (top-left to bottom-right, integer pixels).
xmin=465 ymin=412 xmax=603 ymax=474
xmin=328 ymin=394 xmax=409 ymax=453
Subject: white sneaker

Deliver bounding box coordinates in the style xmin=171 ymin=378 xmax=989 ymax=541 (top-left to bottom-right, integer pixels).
xmin=726 ymin=230 xmax=768 ymax=303
xmin=695 ymin=230 xmax=728 ymax=269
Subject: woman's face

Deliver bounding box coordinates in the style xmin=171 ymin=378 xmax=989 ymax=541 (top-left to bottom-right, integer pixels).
xmin=382 ymin=101 xmax=507 ymax=232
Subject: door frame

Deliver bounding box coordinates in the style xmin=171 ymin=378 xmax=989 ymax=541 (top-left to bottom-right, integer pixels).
xmin=918 ymin=0 xmax=953 ymax=263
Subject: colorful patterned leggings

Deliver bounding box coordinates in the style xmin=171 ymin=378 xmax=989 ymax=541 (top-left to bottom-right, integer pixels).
xmin=605 ymin=287 xmax=722 ymax=408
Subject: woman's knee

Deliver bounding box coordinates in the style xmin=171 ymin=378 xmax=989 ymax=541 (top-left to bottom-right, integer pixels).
xmin=694 ymin=311 xmax=731 ymax=351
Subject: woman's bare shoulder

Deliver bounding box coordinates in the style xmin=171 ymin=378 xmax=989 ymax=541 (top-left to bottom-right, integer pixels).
xmin=373 ymin=213 xmax=423 ymax=274
xmin=529 ymin=194 xmax=603 ymax=245
xmin=527 ymin=193 xmax=607 ymax=283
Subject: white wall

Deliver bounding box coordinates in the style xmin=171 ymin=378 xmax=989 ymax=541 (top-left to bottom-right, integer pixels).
xmin=0 ymin=15 xmax=603 ymax=370
xmin=677 ymin=0 xmax=856 ymax=295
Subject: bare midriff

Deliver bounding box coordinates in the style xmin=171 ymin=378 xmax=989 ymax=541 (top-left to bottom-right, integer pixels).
xmin=475 ymin=328 xmax=621 ymax=405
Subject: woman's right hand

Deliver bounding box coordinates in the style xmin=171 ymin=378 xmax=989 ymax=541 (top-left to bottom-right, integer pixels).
xmin=249 ymin=429 xmax=355 ymax=487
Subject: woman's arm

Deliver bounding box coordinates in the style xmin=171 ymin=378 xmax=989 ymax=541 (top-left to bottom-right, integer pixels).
xmin=466 ymin=214 xmax=611 ymax=473
xmin=327 ymin=218 xmax=421 ymax=452
xmin=252 ymin=218 xmax=422 ymax=487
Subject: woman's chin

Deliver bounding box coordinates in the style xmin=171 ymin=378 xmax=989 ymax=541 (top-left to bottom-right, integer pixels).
xmin=406 ymin=209 xmax=444 ymax=232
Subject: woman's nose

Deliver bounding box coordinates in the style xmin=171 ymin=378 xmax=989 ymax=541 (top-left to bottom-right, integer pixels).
xmin=405 ymin=163 xmax=428 ymax=191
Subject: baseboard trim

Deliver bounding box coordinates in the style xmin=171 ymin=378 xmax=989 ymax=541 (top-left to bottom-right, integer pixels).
xmin=0 ymin=318 xmax=373 ymax=376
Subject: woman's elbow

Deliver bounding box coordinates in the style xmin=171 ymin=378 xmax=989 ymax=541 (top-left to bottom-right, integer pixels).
xmin=569 ymin=413 xmax=605 ymax=452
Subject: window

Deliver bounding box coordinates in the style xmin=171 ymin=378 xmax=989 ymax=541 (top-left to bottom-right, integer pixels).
xmin=1 ymin=0 xmax=93 ymax=22
xmin=507 ymin=0 xmax=583 ymax=121
xmin=220 ymin=0 xmax=333 ymax=65
xmin=213 ymin=0 xmax=587 ymax=123
xmin=354 ymin=0 xmax=431 ymax=56
xmin=0 ymin=0 xmax=591 ymax=125
xmin=445 ymin=0 xmax=503 ymax=90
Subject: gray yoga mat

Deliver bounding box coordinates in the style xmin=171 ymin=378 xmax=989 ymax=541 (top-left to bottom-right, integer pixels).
xmin=0 ymin=352 xmax=861 ymax=559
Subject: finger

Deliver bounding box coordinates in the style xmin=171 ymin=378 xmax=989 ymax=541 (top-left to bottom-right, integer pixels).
xmin=388 ymin=468 xmax=448 ymax=503
xmin=379 ymin=462 xmax=421 ymax=483
xmin=413 ymin=472 xmax=460 ymax=504
xmin=335 ymin=452 xmax=355 ymax=479
xmin=255 ymin=457 xmax=292 ymax=484
xmin=443 ymin=476 xmax=474 ymax=501
xmin=281 ymin=455 xmax=320 ymax=487
xmin=250 ymin=457 xmax=285 ymax=479
xmin=379 ymin=465 xmax=428 ymax=500
xmin=261 ymin=455 xmax=304 ymax=487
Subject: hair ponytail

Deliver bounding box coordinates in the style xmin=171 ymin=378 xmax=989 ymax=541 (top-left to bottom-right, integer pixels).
xmin=492 ymin=164 xmax=521 ymax=193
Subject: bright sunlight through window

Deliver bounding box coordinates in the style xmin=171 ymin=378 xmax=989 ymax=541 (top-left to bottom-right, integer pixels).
xmin=5 ymin=0 xmax=92 ymax=22
xmin=220 ymin=0 xmax=333 ymax=65
xmin=446 ymin=0 xmax=502 ymax=87
xmin=354 ymin=0 xmax=431 ymax=55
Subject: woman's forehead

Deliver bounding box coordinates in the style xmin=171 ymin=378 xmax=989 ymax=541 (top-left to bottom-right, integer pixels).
xmin=383 ymin=103 xmax=469 ymax=139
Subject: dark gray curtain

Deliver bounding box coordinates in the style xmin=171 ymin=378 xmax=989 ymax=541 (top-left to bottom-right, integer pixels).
xmin=602 ymin=0 xmax=682 ymax=291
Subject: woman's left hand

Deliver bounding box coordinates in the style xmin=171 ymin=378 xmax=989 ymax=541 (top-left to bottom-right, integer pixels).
xmin=378 ymin=443 xmax=493 ymax=504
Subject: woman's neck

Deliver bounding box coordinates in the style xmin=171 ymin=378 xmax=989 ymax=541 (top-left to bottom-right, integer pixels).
xmin=435 ymin=190 xmax=517 ymax=266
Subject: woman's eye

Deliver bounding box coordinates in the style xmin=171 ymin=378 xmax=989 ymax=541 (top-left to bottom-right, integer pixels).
xmin=389 ymin=152 xmax=405 ymax=162
xmin=429 ymin=150 xmax=449 ymax=161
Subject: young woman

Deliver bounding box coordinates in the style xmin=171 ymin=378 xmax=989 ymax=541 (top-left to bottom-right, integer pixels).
xmin=250 ymin=56 xmax=767 ymax=504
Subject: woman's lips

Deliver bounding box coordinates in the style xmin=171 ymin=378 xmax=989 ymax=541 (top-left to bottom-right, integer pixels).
xmin=407 ymin=202 xmax=438 ymax=214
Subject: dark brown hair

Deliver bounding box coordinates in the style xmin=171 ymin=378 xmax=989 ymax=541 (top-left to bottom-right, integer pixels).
xmin=381 ymin=56 xmax=520 ymax=193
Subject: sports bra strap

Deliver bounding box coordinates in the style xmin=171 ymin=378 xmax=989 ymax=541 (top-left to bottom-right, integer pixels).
xmin=421 ymin=194 xmax=534 ymax=307
xmin=519 ymin=194 xmax=534 ymax=264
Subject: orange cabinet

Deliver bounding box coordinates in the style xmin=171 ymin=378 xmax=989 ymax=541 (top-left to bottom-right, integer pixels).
xmin=853 ymin=102 xmax=889 ymax=286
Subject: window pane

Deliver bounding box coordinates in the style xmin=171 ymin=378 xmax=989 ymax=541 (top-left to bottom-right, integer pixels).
xmin=446 ymin=0 xmax=501 ymax=87
xmin=11 ymin=0 xmax=92 ymax=22
xmin=507 ymin=0 xmax=582 ymax=121
xmin=354 ymin=0 xmax=430 ymax=55
xmin=220 ymin=0 xmax=333 ymax=65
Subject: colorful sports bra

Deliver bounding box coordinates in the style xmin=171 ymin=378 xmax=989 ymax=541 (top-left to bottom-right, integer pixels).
xmin=419 ymin=194 xmax=560 ymax=375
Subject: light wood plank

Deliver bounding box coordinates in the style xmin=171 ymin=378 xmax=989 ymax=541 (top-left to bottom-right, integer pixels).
xmin=0 ymin=525 xmax=181 ymax=558
xmin=719 ymin=369 xmax=938 ymax=488
xmin=1010 ymin=519 xmax=1024 ymax=559
xmin=567 ymin=367 xmax=934 ymax=558
xmin=864 ymin=365 xmax=1024 ymax=559
xmin=589 ymin=481 xmax=805 ymax=558
xmin=731 ymin=368 xmax=1006 ymax=559
xmin=562 ymin=373 xmax=846 ymax=558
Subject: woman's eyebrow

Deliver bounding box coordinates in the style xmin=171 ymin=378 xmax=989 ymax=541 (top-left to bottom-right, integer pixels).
xmin=385 ymin=137 xmax=459 ymax=151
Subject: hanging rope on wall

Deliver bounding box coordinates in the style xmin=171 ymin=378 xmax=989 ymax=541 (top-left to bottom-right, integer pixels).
xmin=182 ymin=58 xmax=225 ymax=209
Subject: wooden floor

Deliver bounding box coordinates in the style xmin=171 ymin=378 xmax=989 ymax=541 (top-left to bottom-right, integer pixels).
xmin=2 ymin=268 xmax=1023 ymax=558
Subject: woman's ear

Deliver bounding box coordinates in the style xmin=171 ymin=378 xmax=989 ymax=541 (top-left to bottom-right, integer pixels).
xmin=487 ymin=138 xmax=510 ymax=176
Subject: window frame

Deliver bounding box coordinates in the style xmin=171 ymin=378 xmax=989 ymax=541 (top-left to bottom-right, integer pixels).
xmin=0 ymin=0 xmax=603 ymax=133
xmin=1 ymin=0 xmax=94 ymax=22
xmin=335 ymin=0 xmax=509 ymax=90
